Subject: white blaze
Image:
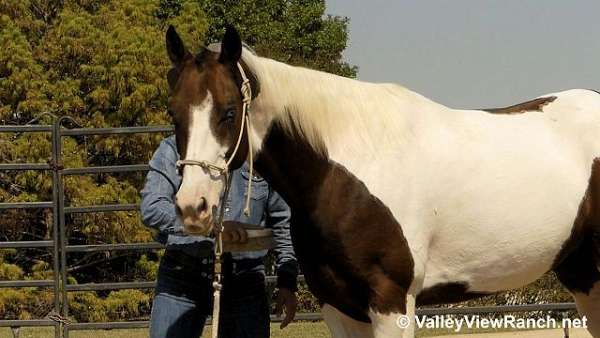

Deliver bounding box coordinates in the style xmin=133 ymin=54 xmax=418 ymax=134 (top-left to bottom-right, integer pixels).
xmin=175 ymin=91 xmax=227 ymax=231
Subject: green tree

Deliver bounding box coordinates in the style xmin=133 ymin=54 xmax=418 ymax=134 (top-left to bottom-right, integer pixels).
xmin=0 ymin=0 xmax=207 ymax=322
xmin=200 ymin=0 xmax=357 ymax=77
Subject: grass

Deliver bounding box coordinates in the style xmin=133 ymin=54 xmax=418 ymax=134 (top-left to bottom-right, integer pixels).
xmin=0 ymin=322 xmax=330 ymax=338
xmin=0 ymin=322 xmax=535 ymax=338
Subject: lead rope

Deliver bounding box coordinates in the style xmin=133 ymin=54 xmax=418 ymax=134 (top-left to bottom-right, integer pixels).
xmin=211 ymin=170 xmax=230 ymax=338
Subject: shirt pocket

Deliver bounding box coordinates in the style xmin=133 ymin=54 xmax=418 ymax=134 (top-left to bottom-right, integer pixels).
xmin=240 ymin=170 xmax=269 ymax=201
xmin=239 ymin=170 xmax=269 ymax=223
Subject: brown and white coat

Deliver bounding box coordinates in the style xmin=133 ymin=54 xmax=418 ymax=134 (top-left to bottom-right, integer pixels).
xmin=167 ymin=26 xmax=600 ymax=338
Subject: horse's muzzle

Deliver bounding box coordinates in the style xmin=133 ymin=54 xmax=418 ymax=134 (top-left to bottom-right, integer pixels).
xmin=175 ymin=199 xmax=214 ymax=236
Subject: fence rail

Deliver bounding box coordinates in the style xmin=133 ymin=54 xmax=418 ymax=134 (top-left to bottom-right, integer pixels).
xmin=0 ymin=241 xmax=54 ymax=249
xmin=0 ymin=201 xmax=53 ymax=209
xmin=63 ymin=203 xmax=139 ymax=214
xmin=0 ymin=118 xmax=579 ymax=338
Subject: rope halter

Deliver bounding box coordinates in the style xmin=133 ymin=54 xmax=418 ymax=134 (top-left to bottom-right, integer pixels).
xmin=175 ymin=62 xmax=254 ymax=218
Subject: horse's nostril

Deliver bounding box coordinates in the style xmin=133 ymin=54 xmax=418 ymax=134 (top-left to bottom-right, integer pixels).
xmin=175 ymin=204 xmax=183 ymax=217
xmin=197 ymin=198 xmax=207 ymax=213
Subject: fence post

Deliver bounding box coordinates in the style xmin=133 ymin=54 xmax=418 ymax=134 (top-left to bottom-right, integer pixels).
xmin=54 ymin=117 xmax=70 ymax=338
xmin=50 ymin=116 xmax=62 ymax=338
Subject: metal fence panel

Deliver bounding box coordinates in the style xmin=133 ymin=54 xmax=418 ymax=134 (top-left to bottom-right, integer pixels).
xmin=0 ymin=122 xmax=62 ymax=338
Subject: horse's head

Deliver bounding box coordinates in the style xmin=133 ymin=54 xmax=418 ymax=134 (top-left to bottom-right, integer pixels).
xmin=166 ymin=25 xmax=250 ymax=235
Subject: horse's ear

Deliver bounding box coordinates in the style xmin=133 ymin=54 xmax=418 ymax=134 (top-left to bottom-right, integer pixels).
xmin=166 ymin=25 xmax=187 ymax=66
xmin=218 ymin=25 xmax=242 ymax=64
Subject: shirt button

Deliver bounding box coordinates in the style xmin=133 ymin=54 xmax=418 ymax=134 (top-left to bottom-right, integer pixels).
xmin=225 ymin=207 xmax=230 ymax=213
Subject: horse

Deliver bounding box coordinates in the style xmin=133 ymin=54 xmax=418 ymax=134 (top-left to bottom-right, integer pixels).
xmin=166 ymin=25 xmax=600 ymax=338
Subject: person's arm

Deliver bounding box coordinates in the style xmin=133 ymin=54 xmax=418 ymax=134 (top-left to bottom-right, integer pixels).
xmin=267 ymin=190 xmax=299 ymax=291
xmin=267 ymin=189 xmax=299 ymax=329
xmin=140 ymin=140 xmax=184 ymax=235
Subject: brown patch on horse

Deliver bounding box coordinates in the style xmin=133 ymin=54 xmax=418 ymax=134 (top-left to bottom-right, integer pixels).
xmin=255 ymin=118 xmax=414 ymax=321
xmin=417 ymin=282 xmax=490 ymax=306
xmin=482 ymin=96 xmax=557 ymax=115
xmin=553 ymin=158 xmax=600 ymax=294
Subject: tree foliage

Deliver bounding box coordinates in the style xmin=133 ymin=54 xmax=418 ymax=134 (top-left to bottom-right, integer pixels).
xmin=0 ymin=0 xmax=356 ymax=322
xmin=201 ymin=0 xmax=357 ymax=77
xmin=0 ymin=0 xmax=208 ymax=322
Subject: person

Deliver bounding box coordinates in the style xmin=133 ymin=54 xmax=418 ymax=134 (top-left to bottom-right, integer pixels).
xmin=141 ymin=135 xmax=298 ymax=338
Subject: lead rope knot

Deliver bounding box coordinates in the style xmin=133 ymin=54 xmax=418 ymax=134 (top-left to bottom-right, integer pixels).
xmin=240 ymin=78 xmax=252 ymax=104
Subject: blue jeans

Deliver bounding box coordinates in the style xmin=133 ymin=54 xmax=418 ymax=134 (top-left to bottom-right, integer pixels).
xmin=149 ymin=250 xmax=270 ymax=338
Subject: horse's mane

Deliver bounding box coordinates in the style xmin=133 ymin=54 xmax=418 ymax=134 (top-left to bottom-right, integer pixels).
xmin=240 ymin=48 xmax=436 ymax=157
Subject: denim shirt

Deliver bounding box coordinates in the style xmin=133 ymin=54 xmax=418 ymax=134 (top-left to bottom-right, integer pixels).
xmin=140 ymin=136 xmax=298 ymax=290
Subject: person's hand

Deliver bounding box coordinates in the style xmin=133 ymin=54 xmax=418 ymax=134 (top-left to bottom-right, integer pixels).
xmin=221 ymin=221 xmax=248 ymax=243
xmin=275 ymin=287 xmax=297 ymax=329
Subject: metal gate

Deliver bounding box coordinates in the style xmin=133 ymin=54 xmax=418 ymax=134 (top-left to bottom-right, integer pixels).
xmin=0 ymin=116 xmax=170 ymax=338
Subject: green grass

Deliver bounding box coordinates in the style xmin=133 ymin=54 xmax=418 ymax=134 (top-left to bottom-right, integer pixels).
xmin=0 ymin=322 xmax=331 ymax=338
xmin=0 ymin=322 xmax=530 ymax=338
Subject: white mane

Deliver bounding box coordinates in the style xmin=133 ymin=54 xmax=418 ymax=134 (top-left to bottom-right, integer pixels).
xmin=240 ymin=48 xmax=441 ymax=157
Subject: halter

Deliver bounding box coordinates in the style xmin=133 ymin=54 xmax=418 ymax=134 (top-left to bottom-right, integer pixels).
xmin=175 ymin=63 xmax=254 ymax=217
xmin=175 ymin=62 xmax=253 ymax=338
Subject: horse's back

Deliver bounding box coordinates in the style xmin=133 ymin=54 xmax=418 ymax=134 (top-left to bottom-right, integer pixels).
xmin=453 ymin=89 xmax=600 ymax=163
xmin=411 ymin=89 xmax=600 ymax=294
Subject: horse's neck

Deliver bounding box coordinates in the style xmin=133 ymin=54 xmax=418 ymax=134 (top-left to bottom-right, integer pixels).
xmin=253 ymin=119 xmax=327 ymax=212
xmin=246 ymin=56 xmax=439 ymax=158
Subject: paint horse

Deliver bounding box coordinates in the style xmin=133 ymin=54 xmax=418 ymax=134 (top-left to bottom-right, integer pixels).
xmin=166 ymin=25 xmax=600 ymax=338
